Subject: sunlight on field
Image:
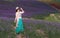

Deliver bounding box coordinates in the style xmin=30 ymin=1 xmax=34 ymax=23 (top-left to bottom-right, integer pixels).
xmin=45 ymin=13 xmax=60 ymax=22
xmin=32 ymin=13 xmax=60 ymax=22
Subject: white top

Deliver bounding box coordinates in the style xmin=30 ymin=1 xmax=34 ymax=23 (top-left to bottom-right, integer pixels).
xmin=16 ymin=11 xmax=24 ymax=21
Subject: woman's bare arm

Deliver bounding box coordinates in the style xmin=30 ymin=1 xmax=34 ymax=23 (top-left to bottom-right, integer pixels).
xmin=14 ymin=13 xmax=18 ymax=27
xmin=14 ymin=17 xmax=17 ymax=22
xmin=14 ymin=13 xmax=17 ymax=23
xmin=20 ymin=8 xmax=24 ymax=13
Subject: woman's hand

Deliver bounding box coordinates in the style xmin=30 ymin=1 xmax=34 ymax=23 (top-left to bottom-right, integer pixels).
xmin=20 ymin=8 xmax=23 ymax=10
xmin=20 ymin=8 xmax=24 ymax=13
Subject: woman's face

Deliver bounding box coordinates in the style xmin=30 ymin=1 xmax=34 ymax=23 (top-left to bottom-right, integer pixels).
xmin=17 ymin=10 xmax=20 ymax=12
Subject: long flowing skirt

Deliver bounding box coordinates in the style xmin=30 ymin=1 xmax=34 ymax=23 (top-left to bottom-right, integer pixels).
xmin=15 ymin=18 xmax=24 ymax=34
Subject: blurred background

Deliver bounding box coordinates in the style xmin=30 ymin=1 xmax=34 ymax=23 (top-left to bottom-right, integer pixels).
xmin=0 ymin=0 xmax=60 ymax=18
xmin=0 ymin=0 xmax=60 ymax=38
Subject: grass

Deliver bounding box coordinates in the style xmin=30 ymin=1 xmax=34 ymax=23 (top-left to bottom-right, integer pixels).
xmin=23 ymin=22 xmax=60 ymax=38
xmin=0 ymin=17 xmax=60 ymax=38
xmin=45 ymin=13 xmax=60 ymax=22
xmin=32 ymin=13 xmax=60 ymax=22
xmin=0 ymin=19 xmax=16 ymax=38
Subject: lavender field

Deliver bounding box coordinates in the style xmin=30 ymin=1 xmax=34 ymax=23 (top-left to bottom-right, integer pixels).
xmin=0 ymin=1 xmax=60 ymax=38
xmin=0 ymin=18 xmax=60 ymax=38
xmin=0 ymin=1 xmax=59 ymax=18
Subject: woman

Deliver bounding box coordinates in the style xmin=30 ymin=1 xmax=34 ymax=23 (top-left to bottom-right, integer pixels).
xmin=14 ymin=7 xmax=24 ymax=34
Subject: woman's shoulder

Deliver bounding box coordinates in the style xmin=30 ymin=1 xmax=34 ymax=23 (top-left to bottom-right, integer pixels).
xmin=16 ymin=12 xmax=19 ymax=15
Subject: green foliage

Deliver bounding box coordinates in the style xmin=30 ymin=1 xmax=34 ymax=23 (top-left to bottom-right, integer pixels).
xmin=32 ymin=13 xmax=60 ymax=22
